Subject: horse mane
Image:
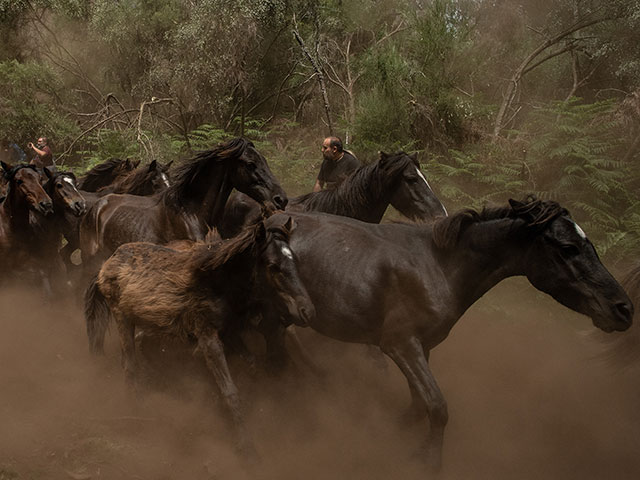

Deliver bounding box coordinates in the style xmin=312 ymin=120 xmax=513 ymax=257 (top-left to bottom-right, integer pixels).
xmin=164 ymin=137 xmax=253 ymax=207
xmin=190 ymin=220 xmax=283 ymax=274
xmin=99 ymin=162 xmax=155 ymax=194
xmin=79 ymin=158 xmax=134 ymax=191
xmin=3 ymin=163 xmax=39 ymax=180
xmin=432 ymin=196 xmax=568 ymax=249
xmin=293 ymin=151 xmax=414 ymax=214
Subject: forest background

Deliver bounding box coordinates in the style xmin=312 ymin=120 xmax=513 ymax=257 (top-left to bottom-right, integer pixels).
xmin=1 ymin=0 xmax=639 ymax=263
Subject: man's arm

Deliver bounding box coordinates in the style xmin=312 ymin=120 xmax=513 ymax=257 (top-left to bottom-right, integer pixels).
xmin=28 ymin=143 xmax=46 ymax=157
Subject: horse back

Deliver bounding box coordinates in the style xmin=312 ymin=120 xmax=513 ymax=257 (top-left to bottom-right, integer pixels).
xmin=267 ymin=212 xmax=443 ymax=343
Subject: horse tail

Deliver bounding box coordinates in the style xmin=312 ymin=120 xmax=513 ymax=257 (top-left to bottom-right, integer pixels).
xmin=84 ymin=274 xmax=111 ymax=355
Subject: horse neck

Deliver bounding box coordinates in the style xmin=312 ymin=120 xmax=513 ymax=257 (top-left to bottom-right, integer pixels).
xmin=4 ymin=188 xmax=33 ymax=231
xmin=440 ymin=218 xmax=528 ymax=318
xmin=169 ymin=161 xmax=232 ymax=232
xmin=304 ymin=165 xmax=391 ymax=223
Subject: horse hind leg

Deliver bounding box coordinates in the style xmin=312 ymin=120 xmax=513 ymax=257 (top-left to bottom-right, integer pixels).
xmin=197 ymin=329 xmax=258 ymax=461
xmin=113 ymin=310 xmax=138 ymax=391
xmin=380 ymin=335 xmax=448 ymax=472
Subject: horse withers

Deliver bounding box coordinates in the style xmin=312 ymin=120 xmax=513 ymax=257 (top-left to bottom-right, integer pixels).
xmin=262 ymin=197 xmax=633 ymax=471
xmin=84 ymin=217 xmax=314 ymax=458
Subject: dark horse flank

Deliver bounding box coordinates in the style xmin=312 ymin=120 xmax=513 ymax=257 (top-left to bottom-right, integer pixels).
xmin=78 ymin=158 xmax=140 ymax=192
xmin=0 ymin=163 xmax=53 ymax=283
xmin=60 ymin=160 xmax=172 ymax=276
xmin=263 ymin=196 xmax=633 ymax=471
xmin=84 ymin=218 xmax=314 ymax=457
xmin=219 ymin=151 xmax=447 ymax=238
xmin=80 ymin=137 xmax=287 ymax=273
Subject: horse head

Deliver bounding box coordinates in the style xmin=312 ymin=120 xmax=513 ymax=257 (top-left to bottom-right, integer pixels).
xmin=513 ymin=198 xmax=633 ymax=333
xmin=147 ymin=159 xmax=172 ymax=192
xmin=256 ymin=217 xmax=315 ymax=327
xmin=43 ymin=168 xmax=86 ymax=217
xmin=383 ymin=151 xmax=448 ymax=221
xmin=225 ymin=138 xmax=287 ymax=211
xmin=1 ymin=162 xmax=53 ymax=215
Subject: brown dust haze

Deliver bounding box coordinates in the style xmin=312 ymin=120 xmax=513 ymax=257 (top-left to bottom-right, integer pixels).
xmin=1 ymin=278 xmax=639 ymax=480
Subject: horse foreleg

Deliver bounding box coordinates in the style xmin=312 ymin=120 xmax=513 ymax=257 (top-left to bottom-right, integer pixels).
xmin=380 ymin=336 xmax=447 ymax=472
xmin=197 ymin=329 xmax=257 ymax=460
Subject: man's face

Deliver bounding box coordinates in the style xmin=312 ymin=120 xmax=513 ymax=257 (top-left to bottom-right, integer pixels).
xmin=321 ymin=139 xmax=336 ymax=161
xmin=37 ymin=138 xmax=45 ymax=148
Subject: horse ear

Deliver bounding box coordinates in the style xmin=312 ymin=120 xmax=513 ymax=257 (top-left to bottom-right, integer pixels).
xmin=1 ymin=161 xmax=12 ymax=173
xmin=148 ymin=159 xmax=158 ymax=171
xmin=44 ymin=166 xmax=54 ymax=179
xmin=409 ymin=152 xmax=418 ymax=162
xmin=283 ymin=216 xmax=295 ymax=234
xmin=131 ymin=159 xmax=141 ymax=169
xmin=164 ymin=160 xmax=173 ymax=171
xmin=378 ymin=151 xmax=389 ymax=160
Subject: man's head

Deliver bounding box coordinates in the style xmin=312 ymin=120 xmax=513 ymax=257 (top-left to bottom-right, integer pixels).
xmin=321 ymin=136 xmax=344 ymax=161
xmin=37 ymin=137 xmax=48 ymax=148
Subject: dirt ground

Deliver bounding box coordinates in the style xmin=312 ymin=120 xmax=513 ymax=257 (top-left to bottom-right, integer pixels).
xmin=1 ymin=278 xmax=639 ymax=480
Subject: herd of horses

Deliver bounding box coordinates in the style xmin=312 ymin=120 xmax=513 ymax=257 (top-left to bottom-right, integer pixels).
xmin=0 ymin=137 xmax=636 ymax=472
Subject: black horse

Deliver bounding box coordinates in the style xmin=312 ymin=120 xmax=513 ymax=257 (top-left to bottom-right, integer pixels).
xmin=262 ymin=197 xmax=633 ymax=471
xmin=79 ymin=137 xmax=287 ymax=278
xmin=219 ymin=151 xmax=446 ymax=238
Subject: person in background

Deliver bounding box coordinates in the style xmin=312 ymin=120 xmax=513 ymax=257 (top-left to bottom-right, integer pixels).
xmin=28 ymin=136 xmax=54 ymax=168
xmin=313 ymin=136 xmax=360 ymax=192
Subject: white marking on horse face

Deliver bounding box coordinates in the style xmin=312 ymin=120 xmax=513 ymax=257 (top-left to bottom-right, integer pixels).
xmin=573 ymin=221 xmax=586 ymax=239
xmin=161 ymin=172 xmax=170 ymax=188
xmin=415 ymin=168 xmax=432 ymax=189
xmin=63 ymin=176 xmax=80 ymax=194
xmin=281 ymin=245 xmax=293 ymax=260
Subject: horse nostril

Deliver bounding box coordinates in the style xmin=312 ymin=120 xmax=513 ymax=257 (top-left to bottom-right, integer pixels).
xmin=273 ymin=195 xmax=287 ymax=210
xmin=616 ymin=302 xmax=634 ymax=323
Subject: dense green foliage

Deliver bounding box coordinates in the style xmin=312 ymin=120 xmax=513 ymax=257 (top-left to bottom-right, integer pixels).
xmin=1 ymin=0 xmax=639 ymax=260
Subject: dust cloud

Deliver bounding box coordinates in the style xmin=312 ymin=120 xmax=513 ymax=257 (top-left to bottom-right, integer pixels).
xmin=1 ymin=278 xmax=638 ymax=480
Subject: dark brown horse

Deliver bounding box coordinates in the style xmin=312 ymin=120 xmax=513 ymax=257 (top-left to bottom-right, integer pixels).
xmin=262 ymin=197 xmax=633 ymax=471
xmin=0 ymin=163 xmax=53 ymax=286
xmin=59 ymin=160 xmax=173 ymax=275
xmin=96 ymin=159 xmax=172 ymax=196
xmin=84 ymin=218 xmax=314 ymax=457
xmin=79 ymin=138 xmax=287 ymax=275
xmin=27 ymin=168 xmax=88 ymax=295
xmin=77 ymin=158 xmax=140 ymax=192
xmin=219 ymin=151 xmax=447 ymax=238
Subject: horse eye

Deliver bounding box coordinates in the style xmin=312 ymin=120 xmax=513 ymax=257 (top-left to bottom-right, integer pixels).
xmin=246 ymin=162 xmax=257 ymax=171
xmin=56 ymin=183 xmax=63 ymax=188
xmin=268 ymin=263 xmax=282 ymax=273
xmin=16 ymin=179 xmax=23 ymax=186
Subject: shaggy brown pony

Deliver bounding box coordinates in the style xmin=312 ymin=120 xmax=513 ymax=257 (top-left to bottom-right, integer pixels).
xmin=84 ymin=218 xmax=314 ymax=457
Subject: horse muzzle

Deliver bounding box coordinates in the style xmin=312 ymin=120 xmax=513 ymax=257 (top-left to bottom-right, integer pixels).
xmin=592 ymin=300 xmax=634 ymax=333
xmin=72 ymin=201 xmax=87 ymax=216
xmin=37 ymin=200 xmax=54 ymax=215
